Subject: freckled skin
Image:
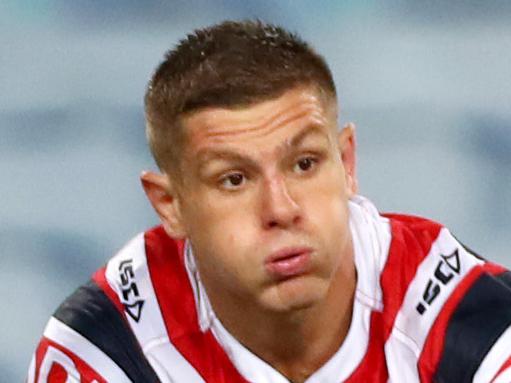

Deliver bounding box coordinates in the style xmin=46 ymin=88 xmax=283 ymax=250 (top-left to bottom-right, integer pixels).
xmin=144 ymin=86 xmax=358 ymax=382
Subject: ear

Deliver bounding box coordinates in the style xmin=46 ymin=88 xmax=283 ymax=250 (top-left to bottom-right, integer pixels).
xmin=337 ymin=122 xmax=358 ymax=196
xmin=140 ymin=171 xmax=187 ymax=239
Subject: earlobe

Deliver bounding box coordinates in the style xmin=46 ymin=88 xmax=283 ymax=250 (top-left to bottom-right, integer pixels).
xmin=140 ymin=171 xmax=187 ymax=239
xmin=338 ymin=123 xmax=359 ymax=196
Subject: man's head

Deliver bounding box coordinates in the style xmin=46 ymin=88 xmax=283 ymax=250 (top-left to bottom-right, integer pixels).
xmin=144 ymin=20 xmax=337 ymax=175
xmin=142 ymin=20 xmax=358 ymax=316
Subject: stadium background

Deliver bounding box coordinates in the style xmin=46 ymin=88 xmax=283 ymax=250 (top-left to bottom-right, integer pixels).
xmin=2 ymin=1 xmax=511 ymax=380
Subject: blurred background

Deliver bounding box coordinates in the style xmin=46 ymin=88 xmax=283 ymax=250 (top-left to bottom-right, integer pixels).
xmin=2 ymin=1 xmax=511 ymax=380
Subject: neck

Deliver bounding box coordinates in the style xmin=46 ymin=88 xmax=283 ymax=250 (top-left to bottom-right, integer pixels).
xmin=207 ymin=253 xmax=357 ymax=383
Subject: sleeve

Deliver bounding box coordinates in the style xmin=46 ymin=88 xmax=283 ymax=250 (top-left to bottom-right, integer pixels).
xmin=489 ymin=355 xmax=511 ymax=383
xmin=472 ymin=271 xmax=511 ymax=383
xmin=431 ymin=267 xmax=511 ymax=383
xmin=27 ymin=320 xmax=122 ymax=383
xmin=27 ymin=280 xmax=160 ymax=383
xmin=407 ymin=227 xmax=511 ymax=383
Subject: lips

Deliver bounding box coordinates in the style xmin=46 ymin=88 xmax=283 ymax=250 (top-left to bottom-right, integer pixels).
xmin=264 ymin=247 xmax=313 ymax=280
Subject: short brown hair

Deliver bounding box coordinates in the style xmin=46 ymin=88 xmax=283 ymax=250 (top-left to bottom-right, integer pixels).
xmin=144 ymin=20 xmax=337 ymax=173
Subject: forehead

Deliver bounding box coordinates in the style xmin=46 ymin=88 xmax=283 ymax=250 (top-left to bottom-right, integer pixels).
xmin=180 ymin=86 xmax=337 ymax=151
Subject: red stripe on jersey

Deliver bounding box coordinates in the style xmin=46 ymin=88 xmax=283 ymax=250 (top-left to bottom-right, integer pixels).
xmin=34 ymin=337 xmax=107 ymax=383
xmin=492 ymin=355 xmax=511 ymax=382
xmin=344 ymin=312 xmax=388 ymax=382
xmin=34 ymin=336 xmax=46 ymax=382
xmin=144 ymin=227 xmax=249 ymax=383
xmin=91 ymin=267 xmax=125 ymax=316
xmin=346 ymin=216 xmax=442 ymax=381
xmin=47 ymin=363 xmax=67 ymax=383
xmin=417 ymin=263 xmax=506 ymax=382
xmin=380 ymin=216 xmax=442 ymax=335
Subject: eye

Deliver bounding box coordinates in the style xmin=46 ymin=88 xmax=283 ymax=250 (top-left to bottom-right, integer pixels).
xmin=294 ymin=156 xmax=317 ymax=173
xmin=219 ymin=172 xmax=246 ymax=190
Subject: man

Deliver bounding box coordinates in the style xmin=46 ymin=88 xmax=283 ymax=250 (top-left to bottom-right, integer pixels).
xmin=28 ymin=20 xmax=511 ymax=383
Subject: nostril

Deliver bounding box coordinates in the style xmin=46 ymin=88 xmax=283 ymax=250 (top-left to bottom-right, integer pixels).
xmin=267 ymin=220 xmax=278 ymax=228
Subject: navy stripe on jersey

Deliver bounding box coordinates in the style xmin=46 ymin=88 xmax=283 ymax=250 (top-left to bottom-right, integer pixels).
xmin=500 ymin=270 xmax=511 ymax=288
xmin=54 ymin=280 xmax=160 ymax=383
xmin=460 ymin=244 xmax=486 ymax=261
xmin=452 ymin=233 xmax=487 ymax=262
xmin=434 ymin=271 xmax=511 ymax=383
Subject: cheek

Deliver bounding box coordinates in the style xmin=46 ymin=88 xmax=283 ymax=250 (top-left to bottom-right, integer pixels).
xmin=203 ymin=194 xmax=255 ymax=230
xmin=299 ymin=169 xmax=351 ymax=238
xmin=302 ymin=166 xmax=349 ymax=212
xmin=184 ymin=194 xmax=257 ymax=259
xmin=308 ymin=192 xmax=349 ymax=244
xmin=187 ymin=209 xmax=260 ymax=293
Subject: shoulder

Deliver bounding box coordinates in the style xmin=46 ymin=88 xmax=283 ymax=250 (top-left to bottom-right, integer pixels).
xmin=381 ymin=214 xmax=511 ymax=382
xmin=28 ymin=280 xmax=160 ymax=382
xmin=27 ymin=226 xmax=180 ymax=383
xmin=383 ymin=213 xmax=443 ymax=257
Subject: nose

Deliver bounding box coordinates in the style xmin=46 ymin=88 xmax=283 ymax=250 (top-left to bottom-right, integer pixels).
xmin=260 ymin=176 xmax=301 ymax=230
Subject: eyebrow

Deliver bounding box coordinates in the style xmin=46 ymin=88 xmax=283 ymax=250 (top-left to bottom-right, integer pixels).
xmin=196 ymin=124 xmax=330 ymax=171
xmin=197 ymin=150 xmax=258 ymax=169
xmin=287 ymin=124 xmax=330 ymax=148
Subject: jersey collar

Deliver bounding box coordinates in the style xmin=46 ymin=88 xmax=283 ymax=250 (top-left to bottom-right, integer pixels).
xmin=183 ymin=195 xmax=391 ymax=382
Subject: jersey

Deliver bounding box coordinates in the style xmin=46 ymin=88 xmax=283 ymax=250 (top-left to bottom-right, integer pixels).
xmin=27 ymin=202 xmax=511 ymax=382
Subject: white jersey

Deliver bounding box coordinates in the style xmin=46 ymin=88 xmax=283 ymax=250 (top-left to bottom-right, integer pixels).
xmin=28 ymin=198 xmax=511 ymax=382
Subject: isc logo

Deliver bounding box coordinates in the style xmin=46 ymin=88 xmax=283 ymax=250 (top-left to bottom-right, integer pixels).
xmin=416 ymin=249 xmax=461 ymax=315
xmin=119 ymin=259 xmax=145 ymax=322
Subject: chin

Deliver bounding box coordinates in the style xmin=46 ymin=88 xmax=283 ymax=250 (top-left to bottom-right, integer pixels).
xmin=261 ymin=275 xmax=329 ymax=313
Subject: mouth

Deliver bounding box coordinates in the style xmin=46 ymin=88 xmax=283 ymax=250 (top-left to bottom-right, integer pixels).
xmin=264 ymin=247 xmax=313 ymax=280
